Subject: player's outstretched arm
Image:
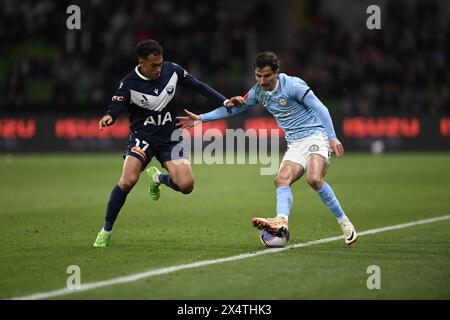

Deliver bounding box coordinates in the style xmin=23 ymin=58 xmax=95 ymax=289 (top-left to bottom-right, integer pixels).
xmin=176 ymin=98 xmax=250 ymax=129
xmin=176 ymin=109 xmax=202 ymax=129
xmin=176 ymin=94 xmax=253 ymax=129
xmin=98 ymin=115 xmax=114 ymax=130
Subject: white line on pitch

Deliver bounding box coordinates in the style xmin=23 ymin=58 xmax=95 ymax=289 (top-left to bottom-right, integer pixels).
xmin=10 ymin=214 xmax=450 ymax=300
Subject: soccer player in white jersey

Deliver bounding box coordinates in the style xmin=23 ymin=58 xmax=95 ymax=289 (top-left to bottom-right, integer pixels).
xmin=177 ymin=51 xmax=357 ymax=245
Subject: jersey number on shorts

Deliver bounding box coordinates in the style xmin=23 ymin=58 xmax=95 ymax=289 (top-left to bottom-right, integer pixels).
xmin=135 ymin=138 xmax=149 ymax=151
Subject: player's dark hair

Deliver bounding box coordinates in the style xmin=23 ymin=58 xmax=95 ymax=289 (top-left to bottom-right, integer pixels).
xmin=254 ymin=51 xmax=280 ymax=72
xmin=135 ymin=39 xmax=163 ymax=59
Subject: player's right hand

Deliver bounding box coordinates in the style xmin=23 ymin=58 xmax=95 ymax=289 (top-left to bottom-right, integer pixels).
xmin=330 ymin=139 xmax=345 ymax=158
xmin=176 ymin=109 xmax=201 ymax=129
xmin=99 ymin=115 xmax=114 ymax=130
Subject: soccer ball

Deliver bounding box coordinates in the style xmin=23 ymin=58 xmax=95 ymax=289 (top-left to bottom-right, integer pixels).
xmin=259 ymin=229 xmax=290 ymax=248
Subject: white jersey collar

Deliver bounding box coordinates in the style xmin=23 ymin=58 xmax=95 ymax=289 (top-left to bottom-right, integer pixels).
xmin=135 ymin=66 xmax=151 ymax=80
xmin=268 ymin=78 xmax=279 ymax=94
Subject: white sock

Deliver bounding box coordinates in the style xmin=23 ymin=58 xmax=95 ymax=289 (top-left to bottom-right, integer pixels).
xmin=101 ymin=228 xmax=112 ymax=235
xmin=337 ymin=215 xmax=349 ymax=223
xmin=277 ymin=214 xmax=289 ymax=222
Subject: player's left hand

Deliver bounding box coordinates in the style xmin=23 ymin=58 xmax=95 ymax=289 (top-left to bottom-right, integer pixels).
xmin=226 ymin=96 xmax=245 ymax=108
xmin=99 ymin=115 xmax=114 ymax=130
xmin=330 ymin=139 xmax=344 ymax=158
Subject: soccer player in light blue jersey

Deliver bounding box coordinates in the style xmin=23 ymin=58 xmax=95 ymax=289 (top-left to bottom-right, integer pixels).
xmin=177 ymin=51 xmax=357 ymax=245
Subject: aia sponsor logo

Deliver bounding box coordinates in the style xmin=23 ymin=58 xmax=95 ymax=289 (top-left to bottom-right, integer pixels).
xmin=144 ymin=111 xmax=173 ymax=126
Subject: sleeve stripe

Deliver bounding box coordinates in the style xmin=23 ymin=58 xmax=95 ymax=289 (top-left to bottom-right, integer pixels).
xmin=300 ymin=88 xmax=311 ymax=102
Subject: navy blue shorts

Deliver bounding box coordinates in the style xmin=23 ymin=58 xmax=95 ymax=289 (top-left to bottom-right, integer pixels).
xmin=123 ymin=131 xmax=186 ymax=168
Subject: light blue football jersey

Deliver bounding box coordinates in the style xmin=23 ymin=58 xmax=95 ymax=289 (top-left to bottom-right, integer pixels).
xmin=200 ymin=73 xmax=337 ymax=144
xmin=243 ymin=73 xmax=335 ymax=144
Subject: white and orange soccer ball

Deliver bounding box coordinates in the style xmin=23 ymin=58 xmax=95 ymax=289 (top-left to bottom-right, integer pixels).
xmin=259 ymin=230 xmax=290 ymax=248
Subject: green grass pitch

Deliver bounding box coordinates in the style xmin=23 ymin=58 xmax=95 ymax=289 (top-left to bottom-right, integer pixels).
xmin=0 ymin=152 xmax=449 ymax=299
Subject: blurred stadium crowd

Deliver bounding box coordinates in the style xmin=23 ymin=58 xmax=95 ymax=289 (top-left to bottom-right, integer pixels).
xmin=1 ymin=0 xmax=448 ymax=116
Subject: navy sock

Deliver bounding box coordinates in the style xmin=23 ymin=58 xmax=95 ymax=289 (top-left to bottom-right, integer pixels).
xmin=103 ymin=185 xmax=128 ymax=232
xmin=158 ymin=174 xmax=181 ymax=191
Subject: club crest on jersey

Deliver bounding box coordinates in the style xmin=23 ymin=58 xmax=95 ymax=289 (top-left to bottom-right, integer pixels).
xmin=309 ymin=144 xmax=319 ymax=152
xmin=143 ymin=111 xmax=172 ymax=126
xmin=166 ymin=85 xmax=174 ymax=95
xmin=278 ymin=97 xmax=287 ymax=106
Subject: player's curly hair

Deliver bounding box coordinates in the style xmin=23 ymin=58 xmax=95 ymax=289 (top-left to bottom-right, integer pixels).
xmin=135 ymin=39 xmax=163 ymax=59
xmin=254 ymin=51 xmax=280 ymax=72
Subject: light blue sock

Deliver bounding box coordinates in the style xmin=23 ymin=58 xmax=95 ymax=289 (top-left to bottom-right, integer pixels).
xmin=316 ymin=182 xmax=346 ymax=220
xmin=276 ymin=186 xmax=293 ymax=218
